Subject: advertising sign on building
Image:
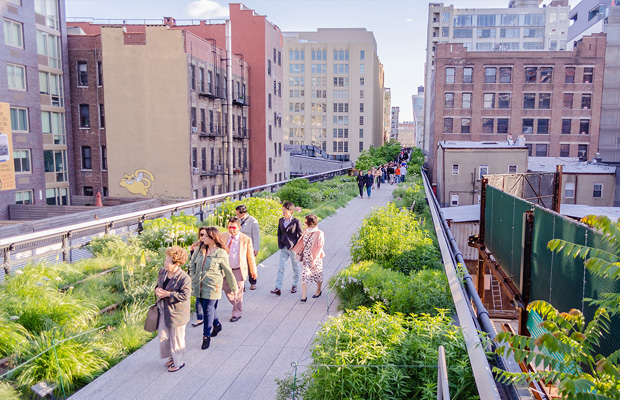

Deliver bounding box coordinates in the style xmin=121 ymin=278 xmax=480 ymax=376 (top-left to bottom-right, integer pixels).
xmin=0 ymin=102 xmax=16 ymax=191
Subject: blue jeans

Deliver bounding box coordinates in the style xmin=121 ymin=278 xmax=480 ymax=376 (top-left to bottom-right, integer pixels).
xmin=401 ymin=174 xmax=406 ymax=182
xmin=366 ymin=185 xmax=372 ymax=197
xmin=395 ymin=175 xmax=401 ymax=184
xmin=276 ymin=248 xmax=300 ymax=290
xmin=197 ymin=298 xmax=219 ymax=337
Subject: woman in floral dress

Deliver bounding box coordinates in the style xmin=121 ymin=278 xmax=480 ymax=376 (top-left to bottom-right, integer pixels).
xmin=291 ymin=214 xmax=325 ymax=302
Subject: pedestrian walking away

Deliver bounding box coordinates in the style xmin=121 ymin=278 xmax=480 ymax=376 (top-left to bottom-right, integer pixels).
xmin=291 ymin=214 xmax=325 ymax=302
xmin=155 ymin=246 xmax=191 ymax=372
xmin=221 ymin=217 xmax=257 ymax=322
xmin=271 ymin=201 xmax=303 ymax=295
xmin=236 ymin=205 xmax=260 ymax=290
xmin=189 ymin=227 xmax=238 ymax=350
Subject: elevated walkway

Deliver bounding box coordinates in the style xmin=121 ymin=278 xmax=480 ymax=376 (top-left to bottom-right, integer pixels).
xmin=69 ymin=186 xmax=396 ymax=400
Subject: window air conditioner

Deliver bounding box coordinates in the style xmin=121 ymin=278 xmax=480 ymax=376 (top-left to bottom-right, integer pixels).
xmin=192 ymin=167 xmax=199 ymax=175
xmin=192 ymin=127 xmax=197 ymax=133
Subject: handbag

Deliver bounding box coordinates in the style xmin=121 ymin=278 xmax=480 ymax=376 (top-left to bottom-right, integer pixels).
xmin=144 ymin=304 xmax=160 ymax=333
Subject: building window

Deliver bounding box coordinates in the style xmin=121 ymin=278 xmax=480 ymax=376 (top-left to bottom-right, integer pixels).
xmin=537 ymin=119 xmax=549 ymax=134
xmin=522 ymin=119 xmax=534 ymax=134
xmin=79 ymin=104 xmax=90 ymax=128
xmin=360 ymin=77 xmax=364 ymax=86
xmin=267 ymin=59 xmax=271 ymax=75
xmin=508 ymin=165 xmax=518 ymax=174
xmin=39 ymin=71 xmax=64 ymax=107
xmin=580 ymin=119 xmax=590 ymax=135
xmin=497 ymin=118 xmax=509 ymax=133
xmin=99 ymin=104 xmax=105 ymax=128
xmin=446 ymin=67 xmax=455 ymax=83
xmin=452 ymin=164 xmax=459 ymax=175
xmin=10 ymin=107 xmax=28 ymax=132
xmin=483 ymin=93 xmax=495 ymax=108
xmin=583 ymin=67 xmax=594 ymax=83
xmin=443 ymin=118 xmax=453 ymax=133
xmin=80 ymin=146 xmax=92 ymax=170
xmin=360 ymin=64 xmax=365 ymax=74
xmin=97 ymin=61 xmax=103 ymax=85
xmin=560 ymin=143 xmax=570 ymax=157
xmin=83 ymin=186 xmax=94 ymax=196
xmin=565 ymin=182 xmax=575 ymax=198
xmin=101 ymin=145 xmax=107 ymax=169
xmin=13 ymin=149 xmax=31 ymax=173
xmin=278 ymin=82 xmax=281 ymax=97
xmin=535 ymin=144 xmax=548 ymax=157
xmin=451 ymin=194 xmax=459 ymax=206
xmin=359 ymin=141 xmax=364 ymax=152
xmin=7 ymin=64 xmax=26 ymax=90
xmin=15 ymin=190 xmax=33 ymax=205
xmin=360 ymin=90 xmax=364 ymax=98
xmin=461 ymin=118 xmax=471 ymax=133
xmin=463 ymin=67 xmax=473 ymax=83
xmin=525 ymin=67 xmax=537 ymax=83
xmin=581 ymin=94 xmax=591 ymax=109
xmin=4 ymin=19 xmax=23 ymax=48
xmin=359 ymin=116 xmax=364 ymax=125
xmin=191 ymin=107 xmax=196 ymax=127
xmin=268 ymin=93 xmax=272 ymax=108
xmin=190 ymin=65 xmax=196 ymax=90
xmin=360 ymin=103 xmax=364 ymax=112
xmin=578 ymin=144 xmax=588 ymax=159
xmin=359 ymin=128 xmax=363 ymax=138
xmin=360 ymin=50 xmax=365 ymax=60
xmin=479 ymin=165 xmax=488 ymax=180
xmin=268 ymin=125 xmax=272 ymax=140
xmin=525 ymin=144 xmax=533 ymax=156
xmin=523 ymin=93 xmax=536 ymax=109
xmin=565 ymin=67 xmax=575 ymax=83
xmin=482 ymin=118 xmax=494 ymax=133
xmin=498 ymin=93 xmax=510 ymax=109
xmin=77 ymin=61 xmax=88 ymax=86
xmin=36 ymin=30 xmax=61 ymax=69
xmin=562 ymin=119 xmax=572 ymax=134
xmin=462 ymin=93 xmax=471 ymax=109
xmin=485 ymin=67 xmax=496 ymax=83
xmin=540 ymin=67 xmax=553 ymax=83
xmin=278 ymin=51 xmax=281 ymax=66
xmin=444 ymin=92 xmax=454 ymax=108
xmin=539 ymin=93 xmax=551 ymax=109
xmin=563 ymin=93 xmax=573 ymax=109
xmin=41 ymin=111 xmax=66 ymax=144
xmin=269 ymin=157 xmax=273 ymax=172
xmin=499 ymin=67 xmax=512 ymax=83
xmin=593 ymin=183 xmax=603 ymax=198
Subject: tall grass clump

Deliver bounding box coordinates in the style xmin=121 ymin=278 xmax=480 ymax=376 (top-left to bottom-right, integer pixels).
xmin=0 ymin=382 xmax=20 ymax=400
xmin=330 ymin=261 xmax=452 ymax=315
xmin=350 ymin=203 xmax=440 ymax=273
xmin=277 ymin=305 xmax=477 ymax=400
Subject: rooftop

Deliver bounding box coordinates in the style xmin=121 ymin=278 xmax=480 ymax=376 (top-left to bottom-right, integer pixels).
xmin=528 ymin=157 xmax=616 ymax=174
xmin=438 ymin=140 xmax=527 ymax=150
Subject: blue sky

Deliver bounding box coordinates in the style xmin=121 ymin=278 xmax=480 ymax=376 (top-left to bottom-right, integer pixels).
xmin=65 ymin=0 xmax=577 ymax=121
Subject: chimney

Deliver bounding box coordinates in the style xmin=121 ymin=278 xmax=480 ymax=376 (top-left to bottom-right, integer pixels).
xmin=163 ymin=17 xmax=176 ymax=27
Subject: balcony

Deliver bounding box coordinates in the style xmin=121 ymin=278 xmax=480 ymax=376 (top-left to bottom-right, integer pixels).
xmin=198 ymin=125 xmax=225 ymax=140
xmin=233 ymin=95 xmax=250 ymax=106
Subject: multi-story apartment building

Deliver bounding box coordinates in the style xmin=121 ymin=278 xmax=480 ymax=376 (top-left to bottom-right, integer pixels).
xmin=182 ymin=4 xmax=286 ymax=186
xmin=67 ymin=21 xmax=250 ymax=199
xmin=390 ymin=106 xmax=399 ymax=139
xmin=424 ymin=0 xmax=570 ymax=155
xmin=383 ymin=88 xmax=391 ymax=143
xmin=0 ymin=0 xmax=73 ymax=219
xmin=430 ymin=34 xmax=606 ymax=185
xmin=398 ymin=121 xmax=415 ymax=148
xmin=412 ymin=86 xmax=424 ymax=149
xmin=283 ymin=28 xmax=384 ymax=161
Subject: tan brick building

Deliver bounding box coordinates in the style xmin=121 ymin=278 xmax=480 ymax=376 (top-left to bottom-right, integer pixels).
xmin=430 ymin=34 xmax=606 ymax=185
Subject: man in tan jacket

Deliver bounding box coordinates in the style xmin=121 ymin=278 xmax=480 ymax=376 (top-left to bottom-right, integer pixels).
xmin=221 ymin=217 xmax=258 ymax=322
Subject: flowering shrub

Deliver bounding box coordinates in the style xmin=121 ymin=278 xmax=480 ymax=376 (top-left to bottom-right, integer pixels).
xmin=136 ymin=212 xmax=198 ymax=252
xmin=217 ymin=197 xmax=283 ymax=235
xmin=350 ymin=203 xmax=440 ymax=273
xmin=330 ymin=261 xmax=452 ymax=315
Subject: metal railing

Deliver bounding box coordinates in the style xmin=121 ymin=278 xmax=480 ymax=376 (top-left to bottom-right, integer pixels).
xmin=437 ymin=346 xmax=450 ymax=400
xmin=0 ymin=168 xmax=350 ymax=279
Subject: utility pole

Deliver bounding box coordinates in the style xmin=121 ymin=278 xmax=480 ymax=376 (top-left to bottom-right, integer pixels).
xmin=226 ymin=20 xmax=234 ymax=191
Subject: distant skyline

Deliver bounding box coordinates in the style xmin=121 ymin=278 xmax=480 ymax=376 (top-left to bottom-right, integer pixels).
xmin=65 ymin=0 xmax=580 ymax=121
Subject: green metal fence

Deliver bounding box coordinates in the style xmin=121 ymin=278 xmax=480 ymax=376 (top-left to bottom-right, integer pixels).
xmin=484 ymin=185 xmax=620 ymax=357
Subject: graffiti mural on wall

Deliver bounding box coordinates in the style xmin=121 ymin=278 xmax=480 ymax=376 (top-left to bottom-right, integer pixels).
xmin=119 ymin=169 xmax=155 ymax=196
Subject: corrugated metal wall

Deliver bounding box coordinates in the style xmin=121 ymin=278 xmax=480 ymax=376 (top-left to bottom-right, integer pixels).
xmin=448 ymin=221 xmax=479 ymax=261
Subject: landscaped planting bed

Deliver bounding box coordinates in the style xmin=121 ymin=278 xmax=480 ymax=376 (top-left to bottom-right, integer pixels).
xmin=0 ymin=174 xmax=359 ymax=398
xmin=277 ymin=166 xmax=480 ymax=400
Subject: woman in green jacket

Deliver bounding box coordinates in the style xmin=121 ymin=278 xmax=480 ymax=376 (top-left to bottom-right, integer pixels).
xmin=189 ymin=226 xmax=238 ymax=350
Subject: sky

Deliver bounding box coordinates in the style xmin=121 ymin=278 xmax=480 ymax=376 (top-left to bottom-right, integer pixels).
xmin=65 ymin=0 xmax=579 ymax=121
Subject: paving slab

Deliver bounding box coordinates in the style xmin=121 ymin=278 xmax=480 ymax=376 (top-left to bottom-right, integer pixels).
xmin=69 ymin=185 xmax=396 ymax=400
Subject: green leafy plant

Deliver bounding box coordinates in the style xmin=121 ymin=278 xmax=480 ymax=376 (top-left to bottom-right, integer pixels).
xmin=137 ymin=212 xmax=199 ymax=252
xmin=217 ymin=196 xmax=283 ymax=235
xmin=350 ymin=203 xmax=440 ymax=274
xmin=354 ymin=140 xmax=402 ymax=171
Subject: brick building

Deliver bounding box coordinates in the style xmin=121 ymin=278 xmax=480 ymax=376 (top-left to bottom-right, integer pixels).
xmin=0 ymin=0 xmax=73 ymax=219
xmin=430 ymin=34 xmax=606 ymax=183
xmin=67 ymin=21 xmax=250 ymax=199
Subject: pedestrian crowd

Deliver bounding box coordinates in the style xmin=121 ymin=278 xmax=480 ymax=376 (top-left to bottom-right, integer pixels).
xmin=151 ymin=202 xmax=325 ymax=372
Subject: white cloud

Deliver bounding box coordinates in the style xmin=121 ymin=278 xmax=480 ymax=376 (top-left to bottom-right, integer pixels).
xmin=404 ymin=18 xmax=413 ymax=23
xmin=186 ymin=0 xmax=229 ymax=19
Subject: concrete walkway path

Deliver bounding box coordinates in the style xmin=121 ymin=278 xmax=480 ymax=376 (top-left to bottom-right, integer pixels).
xmin=70 ymin=184 xmax=396 ymax=400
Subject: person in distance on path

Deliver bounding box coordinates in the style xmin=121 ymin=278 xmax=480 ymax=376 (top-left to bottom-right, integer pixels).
xmin=356 ymin=170 xmax=365 ymax=198
xmin=364 ymin=169 xmax=374 ymax=198
xmin=271 ymin=201 xmax=303 ymax=296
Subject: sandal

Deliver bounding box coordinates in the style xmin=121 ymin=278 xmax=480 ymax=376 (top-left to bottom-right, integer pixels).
xmin=165 ymin=358 xmax=174 ymax=368
xmin=168 ymin=363 xmax=185 ymax=372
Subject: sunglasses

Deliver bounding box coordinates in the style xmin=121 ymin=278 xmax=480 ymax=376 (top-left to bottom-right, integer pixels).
xmin=199 ymin=232 xmax=207 ymax=237
xmin=228 ymin=226 xmax=239 ymax=229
